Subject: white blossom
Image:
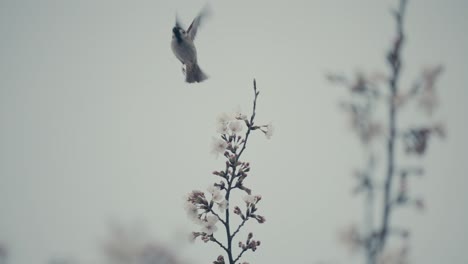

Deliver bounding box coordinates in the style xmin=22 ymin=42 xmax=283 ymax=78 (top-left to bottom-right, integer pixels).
xmin=201 ymin=224 xmax=218 ymax=235
xmin=217 ymin=112 xmax=234 ymax=124
xmin=184 ymin=202 xmax=199 ymax=223
xmin=211 ymin=138 xmax=228 ymax=157
xmin=212 ymin=191 xmax=223 ymax=203
xmin=229 ymin=120 xmax=243 ymax=134
xmin=217 ymin=199 xmax=228 ymax=212
xmin=235 ymin=106 xmax=248 ymax=121
xmin=207 ymin=185 xmax=223 ymax=202
xmin=243 ymin=195 xmax=256 ymax=205
xmin=206 ymin=215 xmax=219 ymax=225
xmin=264 ymin=122 xmax=274 ymax=139
xmin=216 ymin=113 xmax=234 ymax=134
xmin=207 ymin=185 xmax=218 ymax=193
xmin=201 ymin=215 xmax=219 ymax=235
xmin=216 ymin=123 xmax=228 ymax=134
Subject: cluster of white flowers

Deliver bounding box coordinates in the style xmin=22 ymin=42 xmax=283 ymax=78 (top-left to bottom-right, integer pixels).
xmin=229 ymin=120 xmax=243 ymax=134
xmin=201 ymin=215 xmax=219 ymax=235
xmin=184 ymin=203 xmax=219 ymax=235
xmin=184 ymin=185 xmax=229 ymax=236
xmin=235 ymin=106 xmax=248 ymax=121
xmin=186 ymin=85 xmax=271 ymax=261
xmin=216 ymin=112 xmax=244 ymax=135
xmin=208 ymin=186 xmax=229 ymax=213
xmin=207 ymin=185 xmax=223 ymax=202
xmin=210 ymin=138 xmax=228 ymax=157
xmin=211 ymin=108 xmax=274 ymax=158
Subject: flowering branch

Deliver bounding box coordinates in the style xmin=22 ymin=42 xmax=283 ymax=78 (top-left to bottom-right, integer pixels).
xmin=329 ymin=1 xmax=445 ymax=263
xmin=185 ymin=79 xmax=272 ymax=264
xmin=233 ymin=232 xmax=260 ymax=264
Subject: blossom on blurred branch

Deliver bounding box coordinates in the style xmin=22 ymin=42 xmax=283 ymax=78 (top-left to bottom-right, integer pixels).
xmin=338 ymin=224 xmax=363 ymax=254
xmin=184 ymin=80 xmax=272 ymax=264
xmin=402 ymin=125 xmax=445 ymax=155
xmin=417 ymin=66 xmax=444 ymax=115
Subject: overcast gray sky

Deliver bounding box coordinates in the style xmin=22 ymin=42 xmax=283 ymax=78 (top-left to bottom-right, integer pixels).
xmin=1 ymin=0 xmax=467 ymax=263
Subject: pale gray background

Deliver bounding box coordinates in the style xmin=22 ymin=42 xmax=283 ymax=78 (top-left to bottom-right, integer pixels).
xmin=0 ymin=0 xmax=467 ymax=263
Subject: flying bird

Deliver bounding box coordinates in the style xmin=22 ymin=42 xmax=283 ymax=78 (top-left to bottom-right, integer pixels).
xmin=171 ymin=5 xmax=211 ymax=83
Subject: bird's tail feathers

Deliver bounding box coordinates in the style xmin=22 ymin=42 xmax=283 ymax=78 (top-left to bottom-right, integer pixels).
xmin=185 ymin=63 xmax=208 ymax=83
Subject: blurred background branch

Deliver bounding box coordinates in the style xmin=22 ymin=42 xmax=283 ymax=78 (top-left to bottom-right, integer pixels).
xmin=329 ymin=1 xmax=445 ymax=263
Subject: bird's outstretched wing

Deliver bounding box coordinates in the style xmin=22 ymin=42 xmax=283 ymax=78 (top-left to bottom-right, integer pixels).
xmin=187 ymin=4 xmax=212 ymax=41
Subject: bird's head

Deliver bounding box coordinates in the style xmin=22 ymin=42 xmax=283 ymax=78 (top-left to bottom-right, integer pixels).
xmin=172 ymin=26 xmax=185 ymax=43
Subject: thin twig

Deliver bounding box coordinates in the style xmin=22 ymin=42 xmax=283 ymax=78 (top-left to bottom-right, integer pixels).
xmin=237 ymin=79 xmax=259 ymax=159
xmin=211 ymin=235 xmax=229 ymax=254
xmin=231 ymin=218 xmax=248 ymax=239
xmin=233 ymin=247 xmax=249 ymax=264
xmin=210 ymin=209 xmax=227 ymax=227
